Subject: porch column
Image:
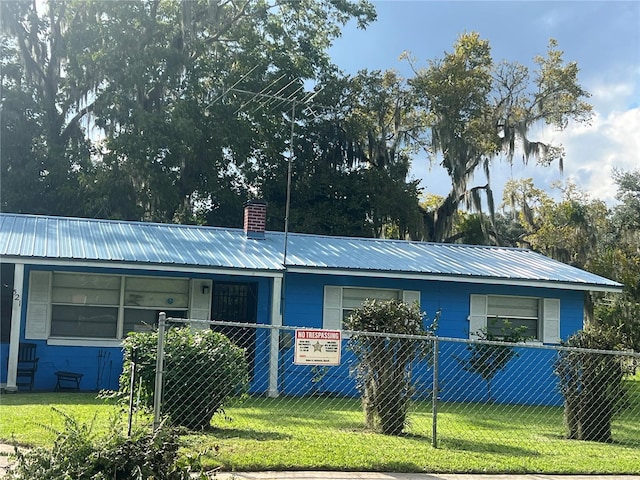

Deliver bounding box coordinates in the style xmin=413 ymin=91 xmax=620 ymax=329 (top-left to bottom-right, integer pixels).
xmin=268 ymin=276 xmax=283 ymax=397
xmin=6 ymin=263 xmax=25 ymax=392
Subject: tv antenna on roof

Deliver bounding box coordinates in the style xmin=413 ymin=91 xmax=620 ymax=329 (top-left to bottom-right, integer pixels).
xmin=212 ymin=75 xmax=328 ymax=267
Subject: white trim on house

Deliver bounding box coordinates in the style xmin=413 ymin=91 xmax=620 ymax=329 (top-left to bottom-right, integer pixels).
xmin=47 ymin=338 xmax=124 ymax=348
xmin=26 ymin=271 xmax=51 ymax=340
xmin=5 ymin=263 xmax=25 ymax=392
xmin=1 ymin=257 xmax=284 ymax=278
xmin=288 ymin=267 xmax=620 ymax=293
xmin=467 ymin=294 xmax=561 ymax=344
xmin=323 ymin=286 xmax=421 ymax=330
xmin=268 ymin=277 xmax=283 ymax=398
xmin=189 ymin=279 xmax=213 ymax=329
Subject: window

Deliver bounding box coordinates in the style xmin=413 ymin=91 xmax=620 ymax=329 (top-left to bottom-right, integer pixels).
xmin=486 ymin=295 xmax=540 ymax=339
xmin=51 ymin=305 xmax=119 ymax=338
xmin=51 ymin=273 xmax=121 ymax=339
xmin=323 ymin=286 xmax=420 ymax=330
xmin=469 ymin=294 xmax=560 ymax=343
xmin=123 ymin=276 xmax=189 ymax=335
xmin=28 ymin=271 xmax=193 ymax=344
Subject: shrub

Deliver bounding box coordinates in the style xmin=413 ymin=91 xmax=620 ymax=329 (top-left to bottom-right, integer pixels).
xmin=344 ymin=299 xmax=437 ymax=435
xmin=554 ymin=324 xmax=630 ymax=442
xmin=4 ymin=409 xmax=202 ymax=480
xmin=456 ymin=319 xmax=529 ymax=403
xmin=121 ymin=327 xmax=249 ymax=430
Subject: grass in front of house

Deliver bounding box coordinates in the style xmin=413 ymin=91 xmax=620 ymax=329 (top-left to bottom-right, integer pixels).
xmin=184 ymin=393 xmax=639 ymax=474
xmin=1 ymin=374 xmax=639 ymax=474
xmin=0 ymin=392 xmax=124 ymax=446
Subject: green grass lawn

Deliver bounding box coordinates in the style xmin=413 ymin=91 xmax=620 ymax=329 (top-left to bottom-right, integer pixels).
xmin=186 ymin=395 xmax=639 ymax=474
xmin=1 ymin=377 xmax=639 ymax=475
xmin=0 ymin=392 xmax=123 ymax=446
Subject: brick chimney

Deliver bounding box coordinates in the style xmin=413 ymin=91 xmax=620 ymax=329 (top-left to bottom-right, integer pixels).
xmin=243 ymin=200 xmax=267 ymax=239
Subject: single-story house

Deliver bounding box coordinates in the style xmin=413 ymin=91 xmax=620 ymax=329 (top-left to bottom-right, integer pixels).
xmin=0 ymin=202 xmax=622 ymax=402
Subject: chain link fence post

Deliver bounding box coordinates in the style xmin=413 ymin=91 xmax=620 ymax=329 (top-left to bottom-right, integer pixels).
xmin=153 ymin=312 xmax=167 ymax=431
xmin=432 ymin=336 xmax=439 ymax=448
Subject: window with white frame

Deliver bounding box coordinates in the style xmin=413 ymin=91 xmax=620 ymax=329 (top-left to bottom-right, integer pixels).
xmin=51 ymin=273 xmax=121 ymax=338
xmin=27 ymin=271 xmax=197 ymax=344
xmin=323 ymin=286 xmax=420 ymax=330
xmin=468 ymin=294 xmax=560 ymax=343
xmin=487 ymin=295 xmax=540 ymax=339
xmin=122 ymin=276 xmax=189 ymax=334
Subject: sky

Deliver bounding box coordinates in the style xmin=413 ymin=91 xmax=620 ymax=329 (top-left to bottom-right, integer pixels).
xmin=328 ymin=0 xmax=640 ymax=207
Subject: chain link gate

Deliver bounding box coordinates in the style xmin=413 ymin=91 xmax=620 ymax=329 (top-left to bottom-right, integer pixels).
xmin=150 ymin=314 xmax=640 ymax=468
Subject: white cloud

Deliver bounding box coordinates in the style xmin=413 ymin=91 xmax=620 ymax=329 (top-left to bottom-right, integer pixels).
xmin=550 ymin=106 xmax=640 ymax=204
xmin=587 ymin=69 xmax=640 ymax=114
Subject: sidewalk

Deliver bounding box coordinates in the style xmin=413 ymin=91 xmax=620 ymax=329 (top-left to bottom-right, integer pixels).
xmin=216 ymin=473 xmax=640 ymax=480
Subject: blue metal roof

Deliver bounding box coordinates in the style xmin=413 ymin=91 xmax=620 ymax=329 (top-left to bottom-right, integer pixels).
xmin=0 ymin=213 xmax=285 ymax=272
xmin=0 ymin=213 xmax=622 ymax=291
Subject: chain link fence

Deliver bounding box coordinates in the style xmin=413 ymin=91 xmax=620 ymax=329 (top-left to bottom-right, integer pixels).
xmin=147 ymin=315 xmax=640 ymax=468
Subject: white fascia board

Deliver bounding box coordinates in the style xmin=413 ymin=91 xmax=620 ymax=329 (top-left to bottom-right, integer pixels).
xmin=284 ymin=267 xmax=623 ymax=293
xmin=9 ymin=257 xmax=284 ymax=278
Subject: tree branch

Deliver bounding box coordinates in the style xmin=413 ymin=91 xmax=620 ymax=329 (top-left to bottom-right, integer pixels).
xmin=60 ymin=101 xmax=96 ymax=143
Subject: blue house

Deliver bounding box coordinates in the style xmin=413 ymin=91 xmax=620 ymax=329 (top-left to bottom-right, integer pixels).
xmin=0 ymin=202 xmax=622 ymax=400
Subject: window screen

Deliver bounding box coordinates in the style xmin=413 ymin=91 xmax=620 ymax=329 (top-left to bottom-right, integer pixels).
xmin=487 ymin=295 xmax=540 ymax=339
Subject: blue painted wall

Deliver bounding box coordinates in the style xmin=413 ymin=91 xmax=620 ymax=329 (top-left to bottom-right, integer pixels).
xmin=279 ymin=272 xmax=586 ymax=405
xmin=6 ymin=265 xmax=586 ymax=407
xmin=8 ymin=265 xmax=274 ymax=392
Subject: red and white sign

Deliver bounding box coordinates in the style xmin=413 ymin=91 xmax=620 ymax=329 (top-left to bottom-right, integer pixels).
xmin=294 ymin=329 xmax=342 ymax=366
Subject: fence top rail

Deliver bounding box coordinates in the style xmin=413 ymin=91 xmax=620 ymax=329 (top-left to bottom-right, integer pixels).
xmin=163 ymin=316 xmax=640 ymax=359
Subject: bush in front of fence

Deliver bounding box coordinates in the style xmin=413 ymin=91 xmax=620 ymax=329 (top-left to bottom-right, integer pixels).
xmin=121 ymin=327 xmax=249 ymax=430
xmin=554 ymin=323 xmax=630 ymax=443
xmin=5 ymin=408 xmax=196 ymax=480
xmin=345 ymin=299 xmax=437 ymax=436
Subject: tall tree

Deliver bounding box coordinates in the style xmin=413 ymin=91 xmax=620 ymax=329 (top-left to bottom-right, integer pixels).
xmin=256 ymin=70 xmax=425 ymax=238
xmin=408 ymin=34 xmax=592 ymax=242
xmin=1 ymin=0 xmax=95 ymax=215
xmin=1 ymin=0 xmax=376 ymax=223
xmin=341 ymin=70 xmax=427 ymax=238
xmin=503 ymin=178 xmax=609 ymax=269
xmin=502 ymin=174 xmax=640 ymax=349
xmin=590 ymin=169 xmax=640 ymax=350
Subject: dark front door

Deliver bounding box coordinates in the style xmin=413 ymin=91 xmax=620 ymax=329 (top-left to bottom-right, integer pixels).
xmin=211 ymin=282 xmax=258 ymax=379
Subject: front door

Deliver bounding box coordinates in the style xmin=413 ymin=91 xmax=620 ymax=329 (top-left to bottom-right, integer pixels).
xmin=211 ymin=282 xmax=258 ymax=379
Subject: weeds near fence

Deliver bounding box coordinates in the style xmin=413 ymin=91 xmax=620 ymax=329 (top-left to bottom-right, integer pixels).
xmin=2 ymin=408 xmax=206 ymax=480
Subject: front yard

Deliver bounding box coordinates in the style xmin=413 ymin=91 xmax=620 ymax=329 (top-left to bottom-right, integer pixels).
xmin=1 ymin=381 xmax=639 ymax=475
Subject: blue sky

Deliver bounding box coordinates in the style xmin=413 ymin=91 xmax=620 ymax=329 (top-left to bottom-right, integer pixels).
xmin=329 ymin=1 xmax=640 ymax=206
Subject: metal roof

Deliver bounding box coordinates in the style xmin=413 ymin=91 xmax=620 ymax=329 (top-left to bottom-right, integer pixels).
xmin=0 ymin=213 xmax=285 ymax=272
xmin=0 ymin=213 xmax=622 ymax=292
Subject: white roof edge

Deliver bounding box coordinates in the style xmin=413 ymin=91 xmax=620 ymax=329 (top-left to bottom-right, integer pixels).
xmin=4 ymin=257 xmax=284 ymax=278
xmin=285 ymin=267 xmax=624 ymax=293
